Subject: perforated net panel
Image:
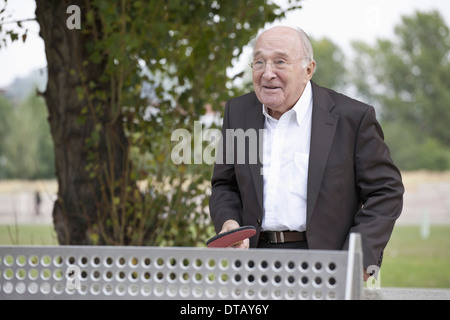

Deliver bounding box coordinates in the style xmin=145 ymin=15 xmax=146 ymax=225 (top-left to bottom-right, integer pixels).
xmin=0 ymin=246 xmax=353 ymax=300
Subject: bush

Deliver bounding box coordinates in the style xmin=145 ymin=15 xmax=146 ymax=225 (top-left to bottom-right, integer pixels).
xmin=383 ymin=122 xmax=450 ymax=171
xmin=0 ymin=94 xmax=55 ymax=179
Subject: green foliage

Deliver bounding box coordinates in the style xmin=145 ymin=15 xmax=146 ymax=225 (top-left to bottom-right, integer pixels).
xmin=0 ymin=97 xmax=13 ymax=168
xmin=352 ymin=11 xmax=450 ymax=171
xmin=382 ymin=122 xmax=450 ymax=171
xmin=310 ymin=37 xmax=346 ymax=91
xmin=0 ymin=95 xmax=55 ymax=179
xmin=0 ymin=0 xmax=31 ymax=48
xmin=54 ymin=0 xmax=303 ymax=246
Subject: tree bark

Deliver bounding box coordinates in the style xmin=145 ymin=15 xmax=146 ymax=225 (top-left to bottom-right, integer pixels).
xmin=35 ymin=0 xmax=130 ymax=245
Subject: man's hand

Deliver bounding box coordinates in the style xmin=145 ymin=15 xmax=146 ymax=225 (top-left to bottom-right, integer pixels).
xmin=363 ymin=270 xmax=371 ymax=281
xmin=220 ymin=220 xmax=250 ymax=249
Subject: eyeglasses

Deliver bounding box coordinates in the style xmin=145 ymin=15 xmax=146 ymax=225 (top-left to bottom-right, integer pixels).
xmin=249 ymin=57 xmax=307 ymax=72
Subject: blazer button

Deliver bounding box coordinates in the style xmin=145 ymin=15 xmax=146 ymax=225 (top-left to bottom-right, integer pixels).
xmin=257 ymin=219 xmax=262 ymax=226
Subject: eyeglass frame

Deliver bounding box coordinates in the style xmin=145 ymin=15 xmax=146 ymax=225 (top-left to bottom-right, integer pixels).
xmin=249 ymin=56 xmax=311 ymax=71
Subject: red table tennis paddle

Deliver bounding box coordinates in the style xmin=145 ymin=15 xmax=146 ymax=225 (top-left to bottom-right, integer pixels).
xmin=206 ymin=226 xmax=256 ymax=248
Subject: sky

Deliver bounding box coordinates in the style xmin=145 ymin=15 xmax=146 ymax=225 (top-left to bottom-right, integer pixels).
xmin=281 ymin=0 xmax=450 ymax=52
xmin=0 ymin=0 xmax=450 ymax=88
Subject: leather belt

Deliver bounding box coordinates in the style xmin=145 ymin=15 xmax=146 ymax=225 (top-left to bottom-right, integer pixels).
xmin=259 ymin=231 xmax=307 ymax=244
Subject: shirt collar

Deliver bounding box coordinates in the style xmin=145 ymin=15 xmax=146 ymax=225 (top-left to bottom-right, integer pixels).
xmin=262 ymin=81 xmax=313 ymax=126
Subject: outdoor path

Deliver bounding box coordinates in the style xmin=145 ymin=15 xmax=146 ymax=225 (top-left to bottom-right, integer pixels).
xmin=0 ymin=171 xmax=449 ymax=225
xmin=0 ymin=180 xmax=56 ymax=225
xmin=397 ymin=171 xmax=450 ymax=225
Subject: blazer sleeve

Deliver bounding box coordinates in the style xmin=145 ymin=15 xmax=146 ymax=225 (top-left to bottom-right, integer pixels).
xmin=209 ymin=101 xmax=243 ymax=233
xmin=347 ymin=106 xmax=404 ymax=268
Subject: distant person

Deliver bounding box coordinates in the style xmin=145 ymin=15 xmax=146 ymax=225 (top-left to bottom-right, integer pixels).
xmin=209 ymin=26 xmax=404 ymax=280
xmin=34 ymin=191 xmax=41 ymax=217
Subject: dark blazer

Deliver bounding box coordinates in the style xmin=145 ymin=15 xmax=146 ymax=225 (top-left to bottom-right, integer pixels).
xmin=209 ymin=81 xmax=404 ymax=268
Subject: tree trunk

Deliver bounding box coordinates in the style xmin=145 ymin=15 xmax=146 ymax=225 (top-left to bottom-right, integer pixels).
xmin=35 ymin=0 xmax=130 ymax=245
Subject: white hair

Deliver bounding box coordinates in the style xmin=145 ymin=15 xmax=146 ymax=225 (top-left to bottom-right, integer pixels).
xmin=252 ymin=26 xmax=314 ymax=68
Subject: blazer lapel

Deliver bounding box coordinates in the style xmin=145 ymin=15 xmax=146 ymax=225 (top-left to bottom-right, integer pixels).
xmin=245 ymin=96 xmax=265 ymax=214
xmin=307 ymin=83 xmax=339 ymax=225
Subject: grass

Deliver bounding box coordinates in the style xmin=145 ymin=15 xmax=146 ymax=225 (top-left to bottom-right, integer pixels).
xmin=0 ymin=224 xmax=58 ymax=246
xmin=381 ymin=225 xmax=450 ymax=288
xmin=0 ymin=223 xmax=449 ymax=288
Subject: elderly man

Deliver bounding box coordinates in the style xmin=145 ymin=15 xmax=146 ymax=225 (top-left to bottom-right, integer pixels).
xmin=209 ymin=26 xmax=404 ymax=278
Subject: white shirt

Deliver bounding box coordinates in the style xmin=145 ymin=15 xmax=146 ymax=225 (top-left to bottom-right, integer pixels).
xmin=261 ymin=81 xmax=313 ymax=232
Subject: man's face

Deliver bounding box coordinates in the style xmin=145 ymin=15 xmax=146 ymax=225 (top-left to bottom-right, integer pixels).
xmin=252 ymin=27 xmax=315 ymax=119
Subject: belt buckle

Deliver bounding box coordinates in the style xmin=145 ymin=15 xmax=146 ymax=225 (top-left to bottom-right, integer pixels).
xmin=268 ymin=231 xmax=284 ymax=244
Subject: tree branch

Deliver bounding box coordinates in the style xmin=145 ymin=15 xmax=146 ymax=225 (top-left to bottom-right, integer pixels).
xmin=0 ymin=18 xmax=36 ymax=26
